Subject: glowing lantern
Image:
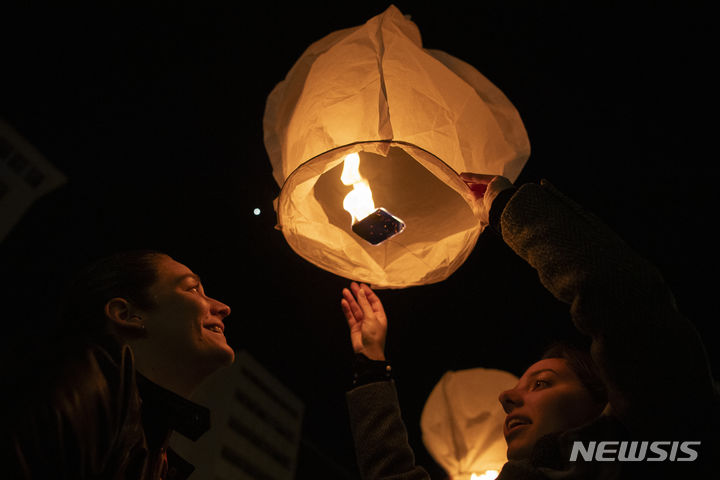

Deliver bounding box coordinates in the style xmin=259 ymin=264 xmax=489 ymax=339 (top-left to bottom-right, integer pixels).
xmin=420 ymin=368 xmax=518 ymax=479
xmin=263 ymin=5 xmax=530 ymax=288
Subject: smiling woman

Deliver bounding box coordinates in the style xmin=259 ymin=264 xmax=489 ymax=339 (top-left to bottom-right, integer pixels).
xmin=117 ymin=255 xmax=234 ymax=397
xmin=7 ymin=250 xmax=234 ymax=480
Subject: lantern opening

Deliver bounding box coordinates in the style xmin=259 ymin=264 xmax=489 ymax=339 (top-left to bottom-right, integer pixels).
xmin=341 ymin=152 xmax=405 ymax=245
xmin=279 ymin=142 xmax=482 ymax=287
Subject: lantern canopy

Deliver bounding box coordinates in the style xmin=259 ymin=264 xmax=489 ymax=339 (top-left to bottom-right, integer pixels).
xmin=421 ymin=368 xmax=518 ymax=480
xmin=263 ymin=5 xmax=530 ymax=288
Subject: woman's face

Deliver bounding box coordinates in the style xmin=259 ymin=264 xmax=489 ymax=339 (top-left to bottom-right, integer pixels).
xmin=140 ymin=255 xmax=234 ymax=372
xmin=498 ymin=358 xmax=603 ymax=460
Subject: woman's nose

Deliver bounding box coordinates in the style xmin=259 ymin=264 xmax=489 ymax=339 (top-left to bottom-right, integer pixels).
xmin=498 ymin=388 xmax=523 ymax=414
xmin=211 ymin=298 xmax=231 ymax=319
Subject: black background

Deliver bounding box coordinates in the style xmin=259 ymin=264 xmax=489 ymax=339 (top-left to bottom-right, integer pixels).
xmin=1 ymin=2 xmax=717 ymax=478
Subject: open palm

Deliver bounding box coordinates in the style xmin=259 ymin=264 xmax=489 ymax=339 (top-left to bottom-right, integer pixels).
xmin=341 ymin=282 xmax=388 ymax=361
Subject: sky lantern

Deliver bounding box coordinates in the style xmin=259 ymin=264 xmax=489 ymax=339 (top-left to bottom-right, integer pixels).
xmin=421 ymin=368 xmax=519 ymax=480
xmin=263 ymin=5 xmax=530 ymax=288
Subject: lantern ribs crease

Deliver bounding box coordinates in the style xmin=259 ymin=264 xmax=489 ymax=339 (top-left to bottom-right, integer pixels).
xmin=263 ymin=5 xmax=530 ymax=288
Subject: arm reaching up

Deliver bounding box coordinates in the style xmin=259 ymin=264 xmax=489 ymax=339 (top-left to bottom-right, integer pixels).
xmin=342 ymin=282 xmax=431 ymax=480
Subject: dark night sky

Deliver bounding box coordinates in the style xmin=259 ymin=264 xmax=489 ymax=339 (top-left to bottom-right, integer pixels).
xmin=1 ymin=2 xmax=717 ymax=478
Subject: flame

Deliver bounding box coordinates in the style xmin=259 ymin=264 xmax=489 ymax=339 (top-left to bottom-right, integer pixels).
xmin=471 ymin=471 xmax=499 ymax=480
xmin=341 ymin=152 xmax=375 ymax=223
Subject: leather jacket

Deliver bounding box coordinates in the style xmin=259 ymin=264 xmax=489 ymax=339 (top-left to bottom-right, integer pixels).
xmin=5 ymin=334 xmax=210 ymax=479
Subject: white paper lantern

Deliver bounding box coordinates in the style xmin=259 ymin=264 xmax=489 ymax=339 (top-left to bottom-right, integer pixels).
xmin=263 ymin=5 xmax=529 ymax=288
xmin=421 ymin=368 xmax=518 ymax=479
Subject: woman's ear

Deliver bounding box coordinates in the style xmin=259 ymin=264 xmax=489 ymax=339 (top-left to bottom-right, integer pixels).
xmin=104 ymin=297 xmax=146 ymax=336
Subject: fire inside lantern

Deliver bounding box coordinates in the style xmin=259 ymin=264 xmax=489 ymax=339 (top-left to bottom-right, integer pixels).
xmin=471 ymin=471 xmax=500 ymax=480
xmin=340 ymin=152 xmax=405 ymax=245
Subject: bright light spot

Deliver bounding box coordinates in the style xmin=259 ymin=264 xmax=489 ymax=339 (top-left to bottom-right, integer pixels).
xmin=340 ymin=152 xmax=362 ymax=185
xmin=340 ymin=152 xmax=375 ymax=224
xmin=471 ymin=471 xmax=499 ymax=480
xmin=253 ymin=208 xmax=261 ymax=216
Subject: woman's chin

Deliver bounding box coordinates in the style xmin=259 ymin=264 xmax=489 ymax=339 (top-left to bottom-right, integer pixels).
xmin=208 ymin=343 xmax=235 ymax=367
xmin=218 ymin=347 xmax=235 ymax=366
xmin=506 ymin=441 xmax=533 ymax=461
xmin=194 ymin=341 xmax=236 ymax=373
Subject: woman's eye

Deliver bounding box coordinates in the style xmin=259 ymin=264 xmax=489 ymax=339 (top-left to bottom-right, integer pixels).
xmin=533 ymin=380 xmax=550 ymax=390
xmin=188 ymin=285 xmax=200 ymax=293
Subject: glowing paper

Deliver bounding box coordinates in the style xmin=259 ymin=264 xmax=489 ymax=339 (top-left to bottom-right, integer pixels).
xmin=263 ymin=5 xmax=529 ymax=288
xmin=421 ymin=368 xmax=518 ymax=479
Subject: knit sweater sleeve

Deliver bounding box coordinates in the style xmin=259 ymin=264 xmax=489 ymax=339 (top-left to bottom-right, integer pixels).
xmin=346 ymin=381 xmax=431 ymax=480
xmin=500 ymin=180 xmax=715 ymax=436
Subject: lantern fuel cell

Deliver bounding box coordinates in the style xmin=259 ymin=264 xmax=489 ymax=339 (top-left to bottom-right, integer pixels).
xmin=352 ymin=208 xmax=405 ymax=245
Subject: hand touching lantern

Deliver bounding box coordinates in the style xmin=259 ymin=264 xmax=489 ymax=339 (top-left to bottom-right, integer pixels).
xmin=460 ymin=173 xmax=515 ymax=230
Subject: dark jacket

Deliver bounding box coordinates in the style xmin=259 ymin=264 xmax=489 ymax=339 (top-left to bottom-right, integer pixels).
xmin=346 ymin=180 xmax=719 ymax=479
xmin=5 ymin=335 xmax=210 ymax=479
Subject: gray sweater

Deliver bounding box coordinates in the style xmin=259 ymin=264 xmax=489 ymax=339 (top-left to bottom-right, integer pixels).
xmin=346 ymin=181 xmax=718 ymax=479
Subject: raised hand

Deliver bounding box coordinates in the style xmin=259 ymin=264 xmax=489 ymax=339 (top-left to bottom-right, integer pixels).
xmin=341 ymin=282 xmax=388 ymax=361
